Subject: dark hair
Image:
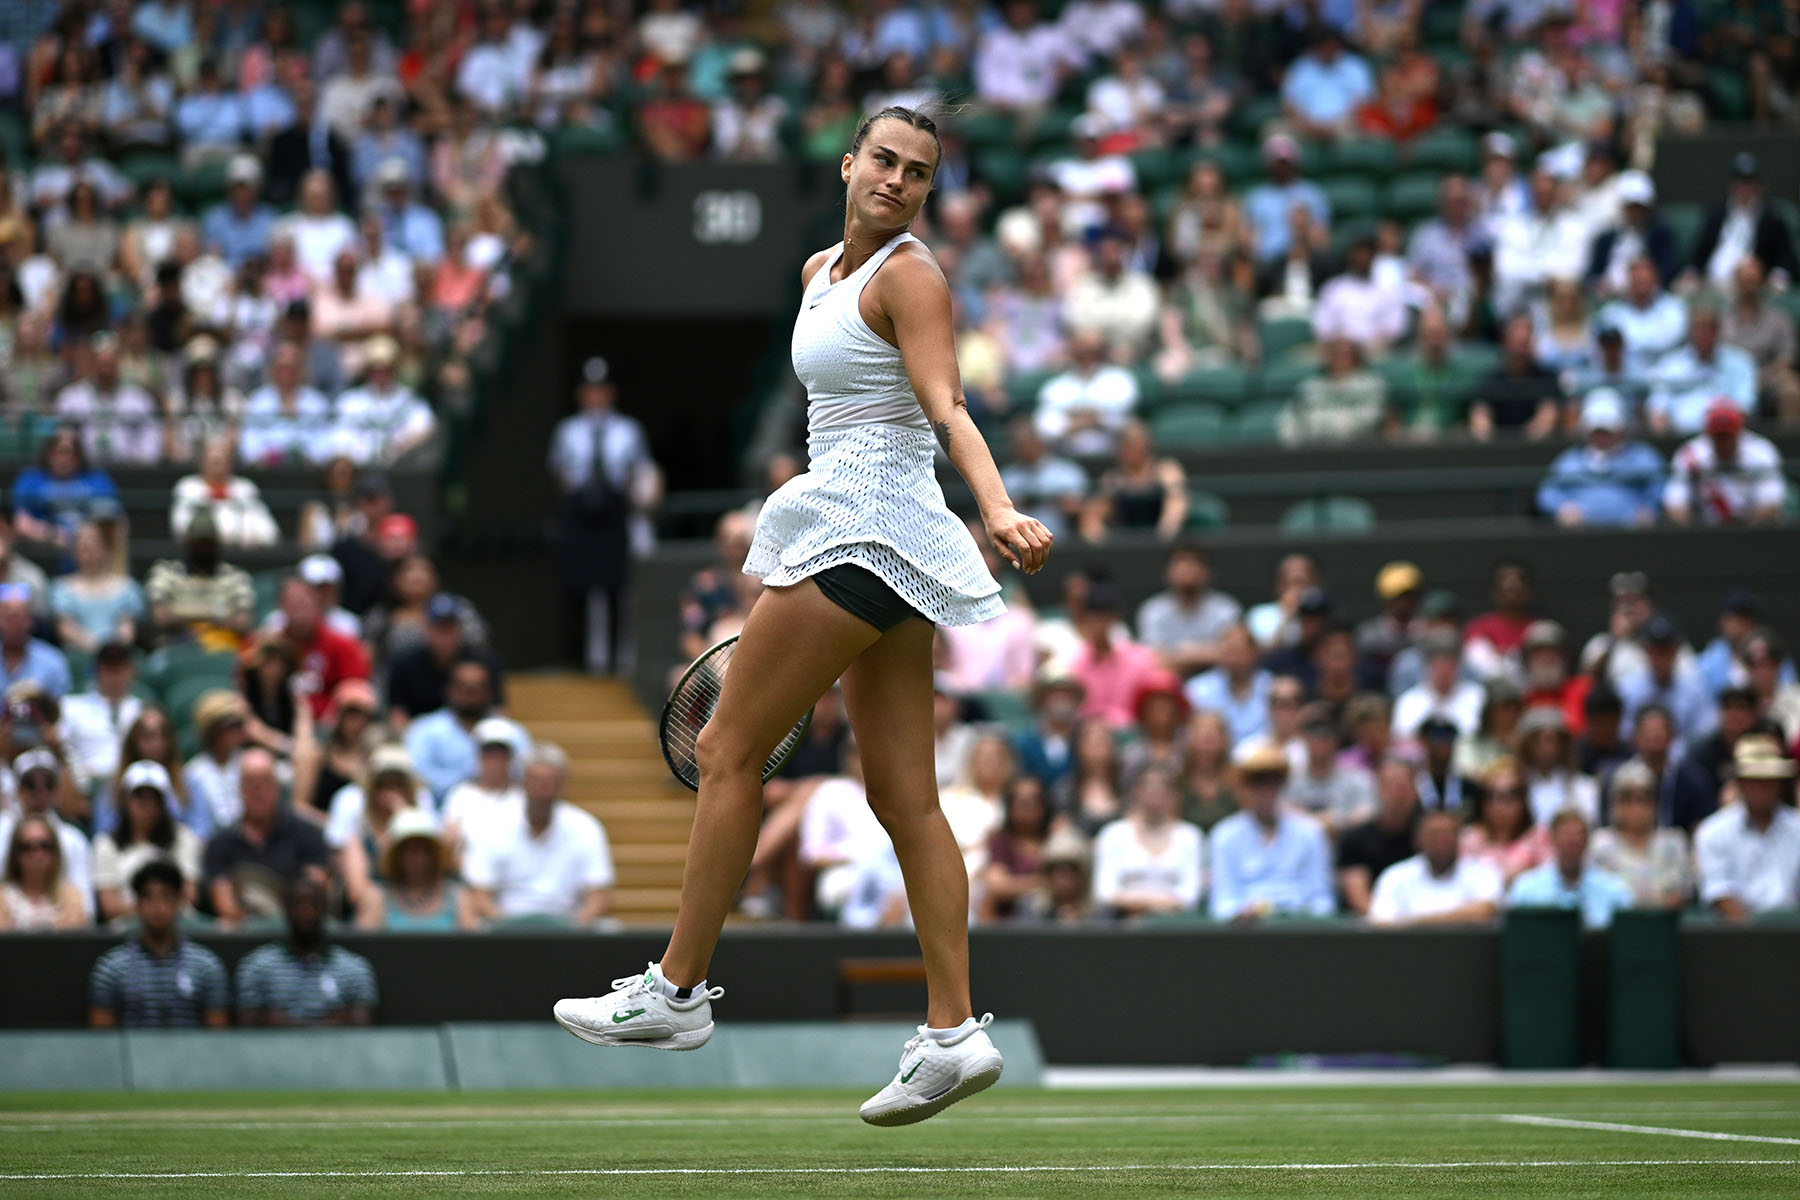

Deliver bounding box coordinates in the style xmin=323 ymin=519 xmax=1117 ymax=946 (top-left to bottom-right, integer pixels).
xmin=4 ymin=814 xmax=62 ymax=887
xmin=111 ymin=708 xmax=190 ymax=817
xmin=1001 ymin=775 xmax=1053 ymax=840
xmin=1633 ymin=703 xmax=1674 ymax=737
xmin=130 ymin=858 xmax=185 ymax=898
xmin=118 ymin=782 xmax=177 ymax=852
xmin=1584 ymin=687 xmax=1623 ymax=717
xmin=39 ymin=423 xmax=90 ymax=473
xmin=848 ymin=106 xmax=942 ymax=177
xmin=1169 ymin=543 xmax=1213 ymax=567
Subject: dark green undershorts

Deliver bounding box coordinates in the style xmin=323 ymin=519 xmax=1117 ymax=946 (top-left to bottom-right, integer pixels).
xmin=810 ymin=563 xmax=929 ymax=632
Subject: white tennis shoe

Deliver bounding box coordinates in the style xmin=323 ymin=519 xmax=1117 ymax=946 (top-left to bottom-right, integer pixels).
xmin=553 ymin=965 xmax=723 ymax=1051
xmin=859 ymin=1013 xmax=1004 ymax=1126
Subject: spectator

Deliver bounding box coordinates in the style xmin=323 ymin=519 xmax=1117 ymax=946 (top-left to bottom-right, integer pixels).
xmin=1489 ymin=168 xmax=1588 ymax=315
xmin=240 ymin=340 xmax=335 ymax=467
xmin=1693 ymin=153 xmax=1800 ymax=292
xmin=1178 ymin=710 xmax=1239 ymax=831
xmin=1536 ymin=389 xmax=1665 ymax=527
xmin=1014 ymin=671 xmax=1084 ymax=791
xmin=1184 ymin=625 xmax=1272 ymax=750
xmin=974 ymin=0 xmax=1080 ymax=112
xmin=980 ymin=775 xmax=1054 ymax=922
xmin=441 ymin=717 xmax=529 ymax=862
xmin=1034 ymin=328 xmax=1138 ymax=456
xmin=1518 ymin=620 xmax=1589 ymax=736
xmin=1063 ymin=228 xmax=1159 ymax=359
xmin=998 ymin=418 xmax=1087 ymax=543
xmin=57 ymin=641 xmax=142 ymax=788
xmin=1407 ymin=175 xmax=1484 ymax=306
xmin=0 ymin=513 xmax=51 ymax=619
xmin=1134 ymin=545 xmax=1241 ymax=676
xmin=635 ymin=57 xmax=711 ymax=162
xmin=466 ymin=744 xmax=614 ymax=925
xmin=1455 ymin=679 xmax=1525 ymax=781
xmin=1369 ymin=809 xmax=1503 ymax=926
xmin=354 ymin=808 xmax=475 ymax=931
xmin=90 ymin=706 xmax=195 ymax=841
xmin=1414 ymin=716 xmax=1473 ymax=814
xmin=173 ymin=57 xmax=248 ymax=165
xmin=1462 ymin=560 xmax=1536 ymax=682
xmin=384 ymin=593 xmax=506 ymax=726
xmin=1014 ymin=826 xmax=1096 ymax=924
xmin=1281 ymin=26 xmax=1373 ymax=141
xmin=270 ymin=574 xmax=372 ymax=723
xmin=1507 ymin=810 xmax=1635 ymax=927
xmin=202 ymin=155 xmax=276 ymax=269
xmin=1647 ymin=305 xmax=1757 ymax=436
xmin=369 ymin=160 xmax=444 ymax=265
xmin=1054 ymin=720 xmax=1126 ymax=836
xmin=1618 ymin=615 xmax=1717 ymax=743
xmin=1090 ymin=764 xmax=1204 ymax=919
xmin=1698 ymin=593 xmax=1768 ymax=698
xmin=12 ymin=430 xmax=122 ymax=555
xmin=89 ymin=861 xmax=228 ymax=1026
xmin=100 ymin=41 xmax=175 ymax=157
xmin=1469 ymin=314 xmax=1560 ymax=441
xmin=170 ymin=439 xmax=281 ymax=548
xmin=1338 ymin=690 xmax=1394 ymax=772
xmin=0 ymin=585 xmax=70 ymax=699
xmin=1664 ymin=403 xmax=1793 ymax=530
xmin=1244 ymin=554 xmax=1320 ymax=652
xmin=1260 ymin=588 xmax=1338 ymax=685
xmin=1279 ymin=337 xmax=1388 ymax=445
xmin=172 ymin=689 xmax=249 ymax=836
xmin=1208 ymin=740 xmax=1333 ymax=921
xmin=1080 ymin=420 xmax=1188 ymax=542
xmin=1459 ymin=756 xmax=1553 ymax=886
xmin=274 ymin=170 xmax=358 ymax=286
xmin=1286 ymin=703 xmax=1376 ymax=836
xmin=306 ymin=679 xmax=379 ymax=817
xmin=710 ymin=49 xmax=786 ymax=163
xmin=47 ymin=179 xmax=120 ymax=275
xmin=0 ymin=807 xmax=84 ymax=933
xmin=202 ymin=748 xmax=330 ymax=928
xmin=30 ymin=124 xmax=131 ymax=214
xmin=1517 ymin=706 xmax=1601 ymax=825
xmin=326 ymin=744 xmax=428 ymax=915
xmin=334 ymin=336 xmax=437 ymax=467
xmin=1243 ymin=134 xmax=1329 ymax=264
xmin=1741 ymin=630 xmax=1800 ymax=745
xmin=352 ymin=95 xmax=427 ymax=200
xmin=0 ymin=741 xmax=93 ymax=894
xmin=55 ymin=333 xmax=160 ymax=466
xmin=1116 ymin=672 xmax=1189 ymax=786
xmin=1328 ymin=758 xmax=1411 ymax=916
xmin=1068 ymin=582 xmax=1163 ymax=729
xmin=1671 ymin=686 xmax=1763 ymax=833
xmin=237 ymin=878 xmax=379 ymax=1025
xmin=1725 ymin=257 xmax=1800 ymax=422
xmin=403 ymin=658 xmax=498 ymax=803
xmin=91 ymin=761 xmax=203 ymax=922
xmin=1534 ymin=278 xmax=1599 ymax=379
xmin=939 ymin=527 xmax=1037 ymax=696
xmin=1356 ymin=561 xmax=1424 ymax=686
xmin=1694 ymin=735 xmax=1800 ymax=920
xmin=1313 ymin=236 xmax=1408 ymax=355
xmin=144 ymin=511 xmax=254 ymax=652
xmin=1593 ymin=760 xmax=1694 ymax=907
xmin=1085 ymin=43 xmax=1163 ymax=147
xmin=1598 ymin=258 xmax=1688 ymax=375
xmin=1392 ymin=631 xmax=1485 ymax=739
xmin=1577 ymin=570 xmax=1659 ymax=691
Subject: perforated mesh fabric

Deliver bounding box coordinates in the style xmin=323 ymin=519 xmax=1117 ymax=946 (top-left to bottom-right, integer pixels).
xmin=745 ymin=424 xmax=1005 ymax=628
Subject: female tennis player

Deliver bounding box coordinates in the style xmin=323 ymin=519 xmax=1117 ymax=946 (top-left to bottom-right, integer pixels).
xmin=554 ymin=105 xmax=1051 ymax=1125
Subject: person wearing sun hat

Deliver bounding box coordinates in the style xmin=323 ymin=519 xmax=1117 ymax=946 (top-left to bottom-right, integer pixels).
xmin=333 ymin=333 xmax=437 ymax=467
xmin=356 ymin=807 xmax=474 ymax=931
xmin=1693 ymin=734 xmax=1800 ymax=919
xmin=1663 ymin=399 xmax=1788 ymax=526
xmin=183 ymin=690 xmax=251 ymax=834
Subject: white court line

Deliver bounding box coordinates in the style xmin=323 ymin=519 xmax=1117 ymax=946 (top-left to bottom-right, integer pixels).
xmin=1499 ymin=1115 xmax=1800 ymax=1147
xmin=2 ymin=1159 xmax=1798 ymax=1182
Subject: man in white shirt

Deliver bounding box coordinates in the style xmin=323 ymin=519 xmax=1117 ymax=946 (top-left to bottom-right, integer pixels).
xmin=455 ymin=5 xmax=531 ymax=115
xmin=333 ymin=336 xmax=437 ymax=466
xmin=1664 ymin=402 xmax=1789 ymax=525
xmin=441 ymin=717 xmax=530 ymax=864
xmin=240 ymin=340 xmax=337 ymax=467
xmin=1694 ymin=735 xmax=1800 ymax=920
xmin=1063 ymin=232 xmax=1158 ymax=359
xmin=1136 ymin=545 xmax=1242 ymax=676
xmin=55 ymin=334 xmax=161 ymax=466
xmin=1645 ymin=306 xmax=1758 ymax=436
xmin=1369 ymin=810 xmax=1503 ymax=925
xmin=465 ymin=744 xmax=613 ymax=924
xmin=57 ymin=642 xmax=144 ymax=790
xmin=1597 ymin=257 xmax=1689 ymax=375
xmin=1313 ymin=235 xmax=1409 ymax=356
xmin=1034 ymin=329 xmax=1139 ymax=456
xmin=798 ymin=739 xmax=891 ymax=917
xmin=1392 ymin=631 xmax=1485 ymax=739
xmin=1490 ymin=167 xmax=1588 ymax=314
xmin=974 ymin=0 xmax=1082 ymax=111
xmin=1284 ymin=705 xmax=1376 ymax=834
xmin=1047 ymin=117 xmax=1138 ymax=238
xmin=1059 ymin=0 xmax=1143 ymax=60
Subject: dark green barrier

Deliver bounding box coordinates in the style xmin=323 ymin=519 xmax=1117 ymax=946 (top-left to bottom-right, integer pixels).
xmin=1608 ymin=911 xmax=1682 ymax=1069
xmin=1501 ymin=910 xmax=1583 ymax=1069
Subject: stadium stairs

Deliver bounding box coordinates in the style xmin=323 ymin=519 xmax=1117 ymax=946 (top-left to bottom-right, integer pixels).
xmin=506 ymin=674 xmax=691 ymax=927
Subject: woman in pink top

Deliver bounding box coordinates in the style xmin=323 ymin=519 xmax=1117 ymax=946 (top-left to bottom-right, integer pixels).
xmin=1459 ymin=757 xmax=1552 ymax=885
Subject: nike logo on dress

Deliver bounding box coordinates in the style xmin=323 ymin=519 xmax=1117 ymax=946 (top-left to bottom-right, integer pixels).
xmin=613 ymin=1009 xmax=646 ymax=1023
xmin=900 ymin=1060 xmax=922 ymax=1083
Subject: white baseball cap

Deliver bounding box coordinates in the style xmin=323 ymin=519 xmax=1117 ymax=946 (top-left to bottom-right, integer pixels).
xmin=121 ymin=760 xmax=174 ymax=803
xmin=1615 ymin=169 xmax=1655 ymax=207
xmin=1581 ymin=388 xmax=1627 ymax=432
xmin=299 ymin=554 xmax=343 ymax=586
xmin=474 ymin=717 xmax=528 ymax=755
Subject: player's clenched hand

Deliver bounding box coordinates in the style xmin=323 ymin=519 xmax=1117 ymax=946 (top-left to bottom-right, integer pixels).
xmin=984 ymin=507 xmax=1052 ymax=575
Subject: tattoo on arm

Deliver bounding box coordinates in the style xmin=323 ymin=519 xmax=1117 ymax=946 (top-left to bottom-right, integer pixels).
xmin=932 ymin=418 xmax=951 ymax=454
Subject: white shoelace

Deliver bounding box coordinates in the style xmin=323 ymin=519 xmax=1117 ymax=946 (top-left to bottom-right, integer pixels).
xmin=611 ymin=965 xmax=725 ymax=1003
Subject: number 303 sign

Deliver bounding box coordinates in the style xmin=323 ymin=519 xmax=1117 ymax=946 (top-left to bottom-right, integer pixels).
xmin=692 ymin=190 xmax=762 ymax=244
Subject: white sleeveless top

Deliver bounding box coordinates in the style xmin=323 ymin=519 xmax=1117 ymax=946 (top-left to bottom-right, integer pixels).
xmin=742 ymin=230 xmax=1003 ymax=628
xmin=791 ymin=232 xmax=930 ymax=436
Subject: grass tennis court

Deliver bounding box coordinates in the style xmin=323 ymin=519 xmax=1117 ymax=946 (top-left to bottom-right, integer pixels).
xmin=2 ymin=1082 xmax=1796 ymax=1198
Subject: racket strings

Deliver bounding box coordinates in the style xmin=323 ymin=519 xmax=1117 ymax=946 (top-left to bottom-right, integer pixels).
xmin=661 ymin=640 xmax=808 ymax=791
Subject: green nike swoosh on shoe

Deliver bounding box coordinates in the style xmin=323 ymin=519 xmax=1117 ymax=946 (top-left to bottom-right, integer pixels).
xmin=899 ymin=1060 xmax=922 ymax=1083
xmin=612 ymin=1009 xmax=647 ymax=1023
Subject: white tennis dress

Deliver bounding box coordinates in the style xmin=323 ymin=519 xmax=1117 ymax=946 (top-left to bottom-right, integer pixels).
xmin=743 ymin=230 xmax=1004 ymax=627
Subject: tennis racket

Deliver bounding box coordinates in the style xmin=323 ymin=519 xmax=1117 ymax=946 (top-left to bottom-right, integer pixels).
xmin=659 ymin=635 xmax=812 ymax=791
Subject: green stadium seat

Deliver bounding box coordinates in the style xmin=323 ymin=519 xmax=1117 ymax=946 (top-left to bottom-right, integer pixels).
xmin=1129 ymin=365 xmax=1164 ymax=410
xmin=1129 ymin=146 xmax=1179 ymax=191
xmin=1150 ymin=183 xmax=1184 ymax=226
xmin=1027 ymin=106 xmax=1082 ymax=150
xmin=551 ymin=124 xmax=626 ymax=156
xmin=175 ymin=158 xmax=232 ymax=208
xmin=117 ymin=153 xmax=180 ymax=189
xmin=1326 ymin=139 xmax=1397 ymax=183
xmin=1166 ymin=364 xmax=1250 ymax=408
xmin=1258 ymin=359 xmax=1316 ymax=401
xmin=1008 ymin=366 xmax=1058 ymax=409
xmin=954 ymin=109 xmax=1016 ymax=150
xmin=1256 ymin=316 xmax=1315 ymax=362
xmin=973 ymin=147 xmax=1030 ymax=207
xmin=1767 ymin=197 xmax=1799 ymax=244
xmin=1279 ymin=495 xmax=1377 ymax=535
xmin=1184 ymin=488 xmax=1230 ymax=531
xmin=1423 ymin=2 xmax=1464 ymax=46
xmin=1321 ymin=177 xmax=1379 ymax=223
xmin=0 ymin=110 xmax=26 ymax=166
xmin=1233 ymin=95 xmax=1283 ymax=141
xmin=1231 ymin=398 xmax=1287 ymax=444
xmin=1329 ymin=216 xmax=1381 ymax=259
xmin=975 ymin=689 xmax=1033 ymax=734
xmin=1149 ymin=403 xmax=1228 ymax=449
xmin=1404 ymin=129 xmax=1479 ymax=176
xmin=144 ymin=646 xmax=238 ymax=700
xmin=1384 ymin=172 xmax=1444 ymax=222
xmin=1706 ymin=68 xmax=1748 ymax=121
xmin=163 ymin=676 xmax=233 ymax=758
xmin=1178 ymin=142 xmax=1258 ymax=185
xmin=1659 ymin=202 xmax=1706 ymax=267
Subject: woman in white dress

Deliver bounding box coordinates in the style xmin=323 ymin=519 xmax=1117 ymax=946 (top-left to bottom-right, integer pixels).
xmin=556 ymin=106 xmax=1052 ymax=1125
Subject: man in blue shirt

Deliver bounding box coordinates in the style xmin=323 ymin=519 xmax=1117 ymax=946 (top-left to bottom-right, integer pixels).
xmin=1618 ymin=614 xmax=1718 ymax=742
xmin=1280 ymin=28 xmax=1374 ymax=140
xmin=1508 ymin=810 xmax=1636 ymax=928
xmin=173 ymin=59 xmax=247 ymax=164
xmin=1537 ymin=389 xmax=1666 ymax=527
xmin=201 ymin=156 xmax=276 ymax=268
xmin=0 ymin=584 xmax=70 ymax=698
xmin=1243 ymin=134 xmax=1330 ymax=264
xmin=403 ymin=649 xmax=495 ymax=801
xmin=371 ymin=159 xmax=445 ymax=264
xmin=1184 ymin=624 xmax=1271 ymax=749
xmin=1646 ymin=305 xmax=1758 ymax=435
xmin=90 ymin=862 xmax=230 ymax=1028
xmin=1208 ymin=740 xmax=1334 ymax=920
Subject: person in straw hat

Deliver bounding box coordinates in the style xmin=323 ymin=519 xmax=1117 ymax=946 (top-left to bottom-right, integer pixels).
xmin=355 ymin=807 xmax=473 ymax=931
xmin=1694 ymin=734 xmax=1800 ymax=920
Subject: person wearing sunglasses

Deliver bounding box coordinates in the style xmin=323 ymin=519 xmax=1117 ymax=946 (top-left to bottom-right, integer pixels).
xmin=0 ymin=747 xmax=94 ymax=920
xmin=0 ymin=812 xmax=88 ymax=930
